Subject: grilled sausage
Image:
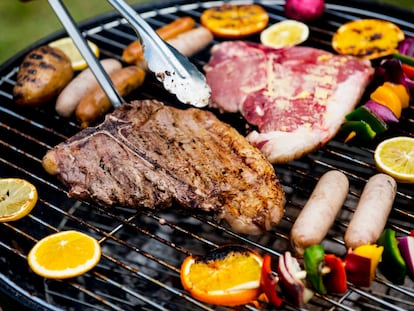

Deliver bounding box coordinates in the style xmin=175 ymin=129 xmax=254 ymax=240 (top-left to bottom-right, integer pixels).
xmin=13 ymin=45 xmax=73 ymax=106
xmin=344 ymin=173 xmax=397 ymax=250
xmin=122 ymin=16 xmax=195 ymax=65
xmin=290 ymin=170 xmax=349 ymax=256
xmin=156 ymin=16 xmax=196 ymax=40
xmin=75 ymin=66 xmax=146 ymax=128
xmin=167 ymin=27 xmax=214 ymax=57
xmin=56 ymin=58 xmax=122 ymax=117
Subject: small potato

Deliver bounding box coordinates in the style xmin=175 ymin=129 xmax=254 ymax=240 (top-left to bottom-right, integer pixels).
xmin=13 ymin=45 xmax=73 ymax=106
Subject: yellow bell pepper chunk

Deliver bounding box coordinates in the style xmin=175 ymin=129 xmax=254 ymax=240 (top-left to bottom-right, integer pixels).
xmin=353 ymin=244 xmax=384 ymax=281
xmin=383 ymin=82 xmax=410 ymax=109
xmin=370 ymin=84 xmax=402 ymax=119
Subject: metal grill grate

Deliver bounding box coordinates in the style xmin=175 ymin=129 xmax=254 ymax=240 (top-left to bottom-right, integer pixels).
xmin=1 ymin=0 xmax=414 ymax=310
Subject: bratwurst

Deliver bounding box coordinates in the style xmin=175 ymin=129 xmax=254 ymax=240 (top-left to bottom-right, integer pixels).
xmin=344 ymin=173 xmax=397 ymax=249
xmin=290 ymin=170 xmax=349 ymax=256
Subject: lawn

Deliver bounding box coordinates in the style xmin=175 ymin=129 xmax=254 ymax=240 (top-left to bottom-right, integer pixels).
xmin=1 ymin=0 xmax=413 ymax=64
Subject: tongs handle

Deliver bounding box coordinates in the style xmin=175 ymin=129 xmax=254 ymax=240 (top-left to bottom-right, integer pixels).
xmin=47 ymin=0 xmax=124 ymax=108
xmin=107 ymin=0 xmax=187 ymax=77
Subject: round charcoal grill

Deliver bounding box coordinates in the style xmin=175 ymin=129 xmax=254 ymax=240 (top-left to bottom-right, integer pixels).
xmin=1 ymin=0 xmax=414 ymax=310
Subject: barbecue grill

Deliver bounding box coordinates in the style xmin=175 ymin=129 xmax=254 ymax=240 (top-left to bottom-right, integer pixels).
xmin=1 ymin=0 xmax=414 ymax=310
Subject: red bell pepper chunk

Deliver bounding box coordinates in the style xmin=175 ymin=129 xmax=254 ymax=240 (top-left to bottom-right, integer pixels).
xmin=344 ymin=252 xmax=371 ymax=287
xmin=410 ymin=229 xmax=414 ymax=237
xmin=323 ymin=254 xmax=347 ymax=294
xmin=260 ymin=255 xmax=283 ymax=307
xmin=402 ymin=63 xmax=414 ymax=80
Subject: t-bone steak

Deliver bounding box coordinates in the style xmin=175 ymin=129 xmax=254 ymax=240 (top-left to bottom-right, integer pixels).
xmin=42 ymin=99 xmax=285 ymax=235
xmin=204 ymin=41 xmax=374 ymax=163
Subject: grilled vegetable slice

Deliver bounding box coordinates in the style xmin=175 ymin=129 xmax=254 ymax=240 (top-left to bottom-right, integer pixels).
xmin=13 ymin=45 xmax=73 ymax=106
xmin=344 ymin=244 xmax=383 ymax=287
xmin=377 ymin=228 xmax=407 ymax=284
xmin=277 ymin=251 xmax=313 ymax=307
xmin=323 ymin=254 xmax=347 ymax=294
xmin=303 ymin=245 xmax=326 ymax=294
xmin=332 ymin=19 xmax=404 ymax=59
xmin=200 ymin=3 xmax=269 ymax=39
xmin=260 ymin=255 xmax=283 ymax=307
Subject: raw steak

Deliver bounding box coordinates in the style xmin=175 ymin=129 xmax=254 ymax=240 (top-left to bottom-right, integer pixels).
xmin=42 ymin=99 xmax=285 ymax=235
xmin=204 ymin=41 xmax=374 ymax=163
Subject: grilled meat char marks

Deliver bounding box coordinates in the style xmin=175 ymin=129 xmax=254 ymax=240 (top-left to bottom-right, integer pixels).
xmin=43 ymin=100 xmax=285 ymax=235
xmin=205 ymin=41 xmax=374 ymax=164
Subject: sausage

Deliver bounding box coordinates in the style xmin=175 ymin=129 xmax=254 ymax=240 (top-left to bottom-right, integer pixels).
xmin=167 ymin=27 xmax=214 ymax=57
xmin=55 ymin=58 xmax=122 ymax=117
xmin=13 ymin=45 xmax=73 ymax=106
xmin=290 ymin=170 xmax=349 ymax=256
xmin=75 ymin=66 xmax=146 ymax=128
xmin=344 ymin=173 xmax=397 ymax=250
xmin=122 ymin=16 xmax=195 ymax=65
xmin=156 ymin=16 xmax=196 ymax=40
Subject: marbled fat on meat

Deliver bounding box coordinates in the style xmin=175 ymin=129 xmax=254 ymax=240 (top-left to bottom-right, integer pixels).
xmin=204 ymin=41 xmax=374 ymax=163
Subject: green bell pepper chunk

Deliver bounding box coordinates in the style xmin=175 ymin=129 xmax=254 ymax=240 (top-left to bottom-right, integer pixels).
xmin=304 ymin=245 xmax=327 ymax=294
xmin=377 ymin=228 xmax=407 ymax=284
xmin=337 ymin=120 xmax=376 ymax=143
xmin=345 ymin=106 xmax=388 ymax=135
xmin=392 ymin=52 xmax=414 ymax=67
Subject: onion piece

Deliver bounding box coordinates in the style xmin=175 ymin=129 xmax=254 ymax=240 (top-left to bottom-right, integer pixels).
xmin=398 ymin=38 xmax=414 ymax=57
xmin=284 ymin=0 xmax=325 ymax=22
xmin=397 ymin=236 xmax=414 ymax=277
xmin=377 ymin=58 xmax=414 ymax=94
xmin=364 ymin=100 xmax=399 ymax=123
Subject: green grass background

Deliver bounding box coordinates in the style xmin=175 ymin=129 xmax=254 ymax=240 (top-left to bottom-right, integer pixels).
xmin=1 ymin=0 xmax=413 ymax=64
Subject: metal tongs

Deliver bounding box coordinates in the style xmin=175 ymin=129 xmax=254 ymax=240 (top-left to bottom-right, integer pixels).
xmin=46 ymin=0 xmax=211 ymax=108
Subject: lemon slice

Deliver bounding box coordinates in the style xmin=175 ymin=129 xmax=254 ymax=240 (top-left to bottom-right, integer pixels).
xmin=260 ymin=19 xmax=309 ymax=49
xmin=28 ymin=230 xmax=101 ymax=279
xmin=0 ymin=178 xmax=38 ymax=222
xmin=49 ymin=37 xmax=99 ymax=71
xmin=374 ymin=136 xmax=414 ymax=183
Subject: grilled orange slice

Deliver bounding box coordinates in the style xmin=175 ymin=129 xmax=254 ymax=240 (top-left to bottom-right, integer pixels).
xmin=201 ymin=4 xmax=269 ymax=39
xmin=180 ymin=245 xmax=263 ymax=306
xmin=332 ymin=19 xmax=404 ymax=59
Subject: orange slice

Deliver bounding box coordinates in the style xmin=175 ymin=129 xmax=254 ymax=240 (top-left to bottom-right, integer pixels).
xmin=180 ymin=245 xmax=263 ymax=306
xmin=332 ymin=19 xmax=404 ymax=59
xmin=28 ymin=230 xmax=101 ymax=279
xmin=0 ymin=178 xmax=38 ymax=222
xmin=200 ymin=4 xmax=269 ymax=39
xmin=374 ymin=136 xmax=414 ymax=183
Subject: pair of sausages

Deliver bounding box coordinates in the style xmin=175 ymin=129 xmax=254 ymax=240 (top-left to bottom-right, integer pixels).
xmin=290 ymin=171 xmax=396 ymax=255
xmin=55 ymin=59 xmax=146 ymax=127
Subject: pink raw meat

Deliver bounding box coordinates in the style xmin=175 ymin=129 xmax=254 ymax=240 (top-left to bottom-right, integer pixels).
xmin=204 ymin=41 xmax=374 ymax=163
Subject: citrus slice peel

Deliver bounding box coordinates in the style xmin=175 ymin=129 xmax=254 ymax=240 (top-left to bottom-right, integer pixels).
xmin=49 ymin=37 xmax=100 ymax=71
xmin=28 ymin=230 xmax=101 ymax=279
xmin=0 ymin=178 xmax=38 ymax=222
xmin=374 ymin=136 xmax=414 ymax=183
xmin=180 ymin=245 xmax=263 ymax=306
xmin=260 ymin=19 xmax=309 ymax=49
